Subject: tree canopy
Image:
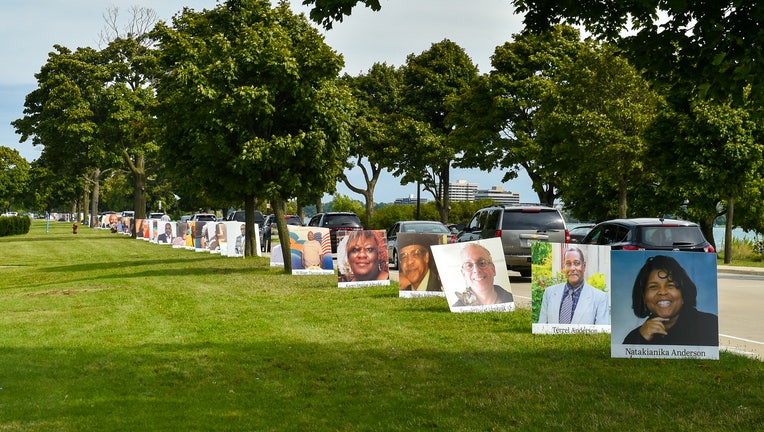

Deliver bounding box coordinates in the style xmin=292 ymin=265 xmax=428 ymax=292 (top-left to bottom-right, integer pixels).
xmin=513 ymin=0 xmax=764 ymax=107
xmin=341 ymin=63 xmax=404 ymax=228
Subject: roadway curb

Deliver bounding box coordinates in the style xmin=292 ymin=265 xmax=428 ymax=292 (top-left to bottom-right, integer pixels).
xmin=718 ymin=265 xmax=764 ymax=276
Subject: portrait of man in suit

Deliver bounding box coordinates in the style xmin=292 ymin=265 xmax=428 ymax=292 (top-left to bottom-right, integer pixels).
xmin=538 ymin=247 xmax=610 ymax=325
xmin=157 ymin=222 xmax=174 ymax=244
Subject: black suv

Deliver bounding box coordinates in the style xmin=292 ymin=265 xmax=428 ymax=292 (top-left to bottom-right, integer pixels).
xmin=307 ymin=212 xmax=363 ymax=253
xmin=227 ymin=210 xmax=265 ymax=227
xmin=456 ymin=204 xmax=569 ymax=277
xmin=581 ymin=218 xmax=715 ymax=253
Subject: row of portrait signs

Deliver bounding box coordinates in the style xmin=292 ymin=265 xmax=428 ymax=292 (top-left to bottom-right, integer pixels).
xmin=104 ymin=215 xmax=719 ymax=360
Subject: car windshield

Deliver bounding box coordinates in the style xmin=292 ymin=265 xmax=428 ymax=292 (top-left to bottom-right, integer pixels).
xmin=640 ymin=226 xmax=706 ymax=247
xmin=502 ymin=210 xmax=565 ymax=230
xmin=402 ymin=223 xmax=449 ymax=234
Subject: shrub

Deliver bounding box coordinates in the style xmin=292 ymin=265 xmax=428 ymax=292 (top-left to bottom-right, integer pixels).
xmin=0 ymin=215 xmax=31 ymax=237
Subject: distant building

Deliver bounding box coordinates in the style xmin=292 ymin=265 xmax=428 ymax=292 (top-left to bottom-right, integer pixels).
xmin=394 ymin=195 xmax=429 ymax=205
xmin=476 ymin=186 xmax=520 ymax=206
xmin=449 ymin=180 xmax=478 ymax=202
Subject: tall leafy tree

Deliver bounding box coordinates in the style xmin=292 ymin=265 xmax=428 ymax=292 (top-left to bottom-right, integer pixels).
xmin=515 ymin=0 xmax=764 ymax=247
xmin=14 ymin=7 xmax=162 ymax=228
xmin=153 ymin=0 xmax=353 ymax=268
xmin=341 ymin=63 xmax=404 ymax=228
xmin=539 ymin=44 xmax=662 ymax=220
xmin=449 ymin=25 xmax=587 ymax=206
xmin=13 ymin=45 xmax=117 ymax=225
xmin=393 ymin=39 xmax=478 ymax=223
xmin=647 ymin=100 xmax=763 ymax=261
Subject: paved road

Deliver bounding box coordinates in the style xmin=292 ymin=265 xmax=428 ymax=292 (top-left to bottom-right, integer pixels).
xmin=391 ymin=266 xmax=764 ymax=360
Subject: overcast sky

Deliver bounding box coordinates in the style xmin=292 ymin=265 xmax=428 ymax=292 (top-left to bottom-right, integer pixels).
xmin=0 ymin=0 xmax=537 ymax=203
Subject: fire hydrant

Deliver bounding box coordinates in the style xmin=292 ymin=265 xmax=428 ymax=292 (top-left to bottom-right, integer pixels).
xmin=72 ymin=222 xmax=79 ymax=234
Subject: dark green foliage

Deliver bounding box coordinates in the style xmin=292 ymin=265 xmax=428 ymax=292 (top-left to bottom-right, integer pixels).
xmin=0 ymin=215 xmax=32 ymax=237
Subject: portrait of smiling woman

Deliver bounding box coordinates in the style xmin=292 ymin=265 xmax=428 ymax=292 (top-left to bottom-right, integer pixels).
xmin=623 ymin=255 xmax=718 ymax=346
xmin=338 ymin=230 xmax=389 ymax=283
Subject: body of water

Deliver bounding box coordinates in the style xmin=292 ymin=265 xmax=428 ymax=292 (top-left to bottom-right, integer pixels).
xmin=712 ymin=227 xmax=761 ymax=250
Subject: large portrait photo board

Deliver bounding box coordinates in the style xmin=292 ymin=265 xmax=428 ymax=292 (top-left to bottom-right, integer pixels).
xmin=610 ymin=250 xmax=719 ymax=360
xmin=430 ymin=238 xmax=515 ymax=313
xmin=531 ymin=242 xmax=611 ymax=334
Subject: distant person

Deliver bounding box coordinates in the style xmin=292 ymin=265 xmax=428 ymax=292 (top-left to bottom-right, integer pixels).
xmin=398 ymin=235 xmax=441 ymax=291
xmin=157 ymin=223 xmax=174 ymax=244
xmin=538 ymin=247 xmax=610 ymax=325
xmin=623 ymin=255 xmax=718 ymax=346
xmin=452 ymin=243 xmax=513 ymax=307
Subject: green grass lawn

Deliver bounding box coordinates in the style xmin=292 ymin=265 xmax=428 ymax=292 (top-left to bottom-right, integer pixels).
xmin=1 ymin=222 xmax=762 ymax=431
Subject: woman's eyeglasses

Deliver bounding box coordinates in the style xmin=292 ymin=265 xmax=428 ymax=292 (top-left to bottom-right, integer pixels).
xmin=461 ymin=259 xmax=492 ymax=271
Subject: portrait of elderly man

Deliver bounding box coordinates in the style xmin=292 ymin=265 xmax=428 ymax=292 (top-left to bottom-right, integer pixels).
xmin=452 ymin=242 xmax=513 ymax=307
xmin=397 ymin=233 xmax=443 ymax=292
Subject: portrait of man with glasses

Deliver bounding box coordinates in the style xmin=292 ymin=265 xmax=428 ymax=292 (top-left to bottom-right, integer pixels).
xmin=451 ymin=242 xmax=514 ymax=308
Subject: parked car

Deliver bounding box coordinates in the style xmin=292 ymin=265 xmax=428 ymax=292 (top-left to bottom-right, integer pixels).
xmin=306 ymin=212 xmax=363 ymax=253
xmin=190 ymin=213 xmax=217 ymax=222
xmin=581 ymin=218 xmax=715 ymax=252
xmin=149 ymin=212 xmax=166 ymax=219
xmin=227 ymin=210 xmax=265 ymax=227
xmin=569 ymin=224 xmax=595 ymax=243
xmin=260 ymin=214 xmax=303 ymax=252
xmin=386 ymin=220 xmax=455 ymax=269
xmin=456 ymin=204 xmax=569 ymax=277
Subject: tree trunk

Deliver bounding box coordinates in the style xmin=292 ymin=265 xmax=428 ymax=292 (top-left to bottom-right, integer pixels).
xmin=618 ymin=177 xmax=628 ymax=218
xmin=699 ymin=217 xmax=716 ymax=253
xmin=81 ymin=175 xmax=90 ymax=225
xmin=90 ymin=168 xmax=101 ymax=228
xmin=273 ymin=199 xmax=292 ymax=274
xmin=244 ymin=194 xmax=256 ymax=257
xmin=316 ymin=197 xmax=323 ymax=213
xmin=724 ymin=194 xmax=734 ymax=264
xmin=439 ymin=161 xmax=451 ymax=223
xmin=363 ymin=190 xmax=374 ymax=229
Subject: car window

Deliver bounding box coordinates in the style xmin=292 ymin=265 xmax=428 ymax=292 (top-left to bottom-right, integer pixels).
xmin=308 ymin=215 xmax=321 ymax=227
xmin=406 ymin=223 xmax=449 ymax=234
xmin=466 ymin=213 xmax=482 ymax=232
xmin=388 ymin=223 xmax=400 ymax=239
xmin=484 ymin=209 xmax=502 ymax=230
xmin=501 ymin=209 xmax=565 ymax=230
xmin=642 ymin=226 xmax=705 ymax=247
xmin=599 ymin=225 xmax=629 ymax=244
